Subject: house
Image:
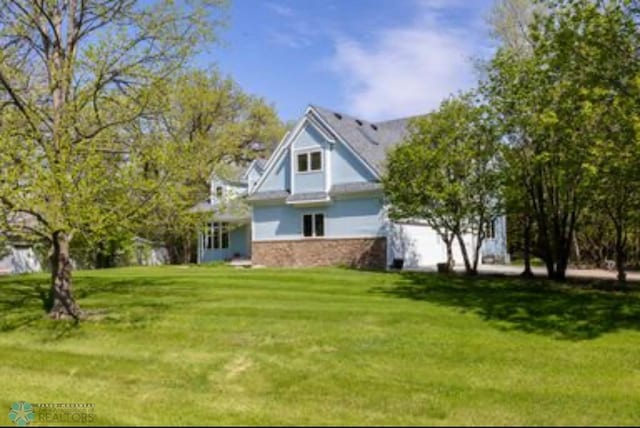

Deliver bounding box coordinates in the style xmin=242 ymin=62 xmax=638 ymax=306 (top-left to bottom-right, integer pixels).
xmin=0 ymin=213 xmax=42 ymax=274
xmin=0 ymin=242 xmax=42 ymax=274
xmin=195 ymin=105 xmax=508 ymax=269
xmin=191 ymin=163 xmax=257 ymax=263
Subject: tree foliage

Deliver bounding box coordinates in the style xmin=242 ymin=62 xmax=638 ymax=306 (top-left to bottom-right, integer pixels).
xmin=487 ymin=0 xmax=542 ymax=55
xmin=137 ymin=69 xmax=285 ymax=264
xmin=384 ymin=93 xmax=502 ymax=275
xmin=484 ymin=0 xmax=640 ymax=280
xmin=0 ymin=0 xmax=226 ymax=318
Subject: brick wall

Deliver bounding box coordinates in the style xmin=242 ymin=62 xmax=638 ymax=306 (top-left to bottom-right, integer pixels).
xmin=252 ymin=237 xmax=387 ymax=269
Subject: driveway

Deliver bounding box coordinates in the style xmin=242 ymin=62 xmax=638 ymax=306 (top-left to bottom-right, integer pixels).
xmin=407 ymin=263 xmax=640 ymax=282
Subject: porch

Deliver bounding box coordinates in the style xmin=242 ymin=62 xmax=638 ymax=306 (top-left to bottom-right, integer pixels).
xmin=197 ymin=221 xmax=251 ymax=263
xmin=191 ymin=200 xmax=252 ymax=264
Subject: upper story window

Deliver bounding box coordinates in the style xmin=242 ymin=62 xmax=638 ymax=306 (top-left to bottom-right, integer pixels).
xmin=310 ymin=152 xmax=322 ymax=170
xmin=302 ymin=213 xmax=325 ymax=237
xmin=297 ymin=150 xmax=322 ymax=173
xmin=215 ymin=186 xmax=224 ymax=198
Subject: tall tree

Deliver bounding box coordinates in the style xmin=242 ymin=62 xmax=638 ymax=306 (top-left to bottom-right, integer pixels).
xmin=586 ymin=1 xmax=640 ymax=282
xmin=0 ymin=0 xmax=225 ymax=318
xmin=487 ymin=0 xmax=540 ymax=55
xmin=138 ymin=69 xmax=285 ymax=264
xmin=486 ymin=0 xmax=545 ymax=277
xmin=384 ymin=93 xmax=502 ymax=275
xmin=484 ymin=0 xmax=640 ymax=280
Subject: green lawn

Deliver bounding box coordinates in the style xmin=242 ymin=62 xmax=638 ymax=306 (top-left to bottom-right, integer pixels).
xmin=1 ymin=266 xmax=640 ymax=426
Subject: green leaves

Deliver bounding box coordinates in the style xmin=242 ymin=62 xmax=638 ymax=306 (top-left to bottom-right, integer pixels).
xmin=384 ymin=92 xmax=503 ymax=272
xmin=135 ymin=68 xmax=284 ymax=262
xmin=0 ymin=0 xmax=228 ymax=263
xmin=484 ymin=0 xmax=640 ymax=279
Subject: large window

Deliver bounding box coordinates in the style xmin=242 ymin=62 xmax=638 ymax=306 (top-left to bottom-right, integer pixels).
xmin=204 ymin=222 xmax=229 ymax=249
xmin=297 ymin=150 xmax=322 ymax=173
xmin=302 ymin=213 xmax=325 ymax=237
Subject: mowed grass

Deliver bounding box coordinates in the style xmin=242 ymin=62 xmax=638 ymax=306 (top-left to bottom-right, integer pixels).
xmin=1 ymin=266 xmax=640 ymax=426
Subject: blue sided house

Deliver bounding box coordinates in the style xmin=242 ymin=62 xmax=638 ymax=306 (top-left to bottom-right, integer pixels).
xmin=194 ymin=105 xmax=508 ymax=269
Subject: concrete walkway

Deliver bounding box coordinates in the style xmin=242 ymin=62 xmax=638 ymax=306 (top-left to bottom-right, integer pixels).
xmin=229 ymin=258 xmax=252 ymax=268
xmin=408 ymin=263 xmax=640 ymax=282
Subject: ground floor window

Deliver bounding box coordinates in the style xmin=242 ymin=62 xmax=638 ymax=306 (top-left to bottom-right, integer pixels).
xmin=302 ymin=213 xmax=325 ymax=237
xmin=485 ymin=218 xmax=496 ymax=240
xmin=203 ymin=222 xmax=229 ymax=249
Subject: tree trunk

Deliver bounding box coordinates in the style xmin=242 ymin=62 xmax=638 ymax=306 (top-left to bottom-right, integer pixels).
xmin=49 ymin=231 xmax=80 ymax=320
xmin=445 ymin=235 xmax=454 ymax=270
xmin=553 ymin=254 xmax=568 ymax=281
xmin=572 ymin=231 xmax=581 ymax=265
xmin=455 ymin=232 xmax=476 ymax=275
xmin=615 ymin=224 xmax=627 ymax=283
xmin=552 ymin=214 xmax=576 ymax=282
xmin=167 ymin=240 xmax=180 ymax=265
xmin=521 ymin=215 xmax=534 ymax=278
xmin=472 ymin=224 xmax=484 ymax=274
xmin=543 ymin=256 xmax=555 ymax=279
xmin=183 ymin=237 xmax=191 ymax=265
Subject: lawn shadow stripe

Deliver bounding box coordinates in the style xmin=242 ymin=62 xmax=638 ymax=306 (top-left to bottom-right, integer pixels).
xmin=371 ymin=272 xmax=640 ymax=341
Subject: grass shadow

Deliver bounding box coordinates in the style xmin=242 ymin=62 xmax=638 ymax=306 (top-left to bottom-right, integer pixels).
xmin=0 ymin=276 xmax=48 ymax=332
xmin=373 ymin=272 xmax=640 ymax=340
xmin=0 ymin=273 xmax=179 ymax=333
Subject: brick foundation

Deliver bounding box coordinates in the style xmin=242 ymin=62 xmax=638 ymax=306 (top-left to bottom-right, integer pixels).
xmin=252 ymin=237 xmax=387 ymax=269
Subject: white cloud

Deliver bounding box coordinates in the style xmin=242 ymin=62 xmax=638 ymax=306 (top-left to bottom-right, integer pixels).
xmin=269 ymin=31 xmax=310 ymax=49
xmin=329 ymin=2 xmax=486 ymax=120
xmin=267 ymin=3 xmax=294 ymax=17
xmin=266 ymin=4 xmax=321 ymax=49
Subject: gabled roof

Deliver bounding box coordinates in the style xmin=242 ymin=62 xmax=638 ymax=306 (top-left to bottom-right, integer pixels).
xmin=310 ymin=105 xmax=419 ymax=175
xmin=255 ymin=158 xmax=267 ymax=170
xmin=242 ymin=158 xmax=268 ymax=180
xmin=189 ymin=199 xmax=250 ymax=222
xmin=248 ymin=105 xmax=422 ymax=196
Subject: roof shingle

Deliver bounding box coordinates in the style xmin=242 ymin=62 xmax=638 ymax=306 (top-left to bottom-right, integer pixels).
xmin=311 ymin=105 xmax=419 ymax=175
xmin=245 ymin=190 xmax=290 ymax=202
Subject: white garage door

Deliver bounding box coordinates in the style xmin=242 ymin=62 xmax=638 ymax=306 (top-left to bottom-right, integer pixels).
xmin=389 ymin=223 xmax=446 ymax=268
xmin=389 ymin=222 xmax=478 ymax=269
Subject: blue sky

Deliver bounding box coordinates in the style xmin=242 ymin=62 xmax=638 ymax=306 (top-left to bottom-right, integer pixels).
xmin=205 ymin=0 xmax=495 ymax=122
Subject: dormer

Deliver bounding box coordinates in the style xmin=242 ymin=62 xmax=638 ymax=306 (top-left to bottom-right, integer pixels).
xmin=247 ymin=105 xmax=381 ymax=206
xmin=209 ymin=180 xmax=223 ymax=204
xmin=208 ymin=171 xmax=248 ymax=205
xmin=289 ymin=116 xmax=334 ymax=197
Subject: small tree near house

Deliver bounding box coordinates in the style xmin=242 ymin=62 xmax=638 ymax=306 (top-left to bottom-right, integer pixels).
xmin=384 ymin=92 xmax=503 ymax=275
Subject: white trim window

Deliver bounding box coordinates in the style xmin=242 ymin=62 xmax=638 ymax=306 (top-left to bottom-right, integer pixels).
xmin=297 ymin=150 xmax=322 ymax=173
xmin=204 ymin=223 xmax=213 ymax=249
xmin=203 ymin=222 xmax=230 ymax=249
xmin=302 ymin=213 xmax=325 ymax=237
xmin=485 ymin=219 xmax=496 ymax=240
